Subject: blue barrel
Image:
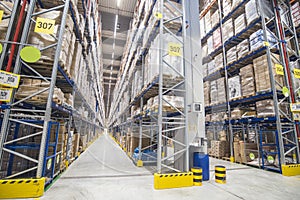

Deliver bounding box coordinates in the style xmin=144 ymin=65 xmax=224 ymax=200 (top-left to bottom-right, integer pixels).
xmin=193 ymin=153 xmax=209 ymax=181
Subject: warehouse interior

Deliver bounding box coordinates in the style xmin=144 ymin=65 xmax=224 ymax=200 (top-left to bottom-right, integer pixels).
xmin=0 ymin=0 xmax=300 ymax=199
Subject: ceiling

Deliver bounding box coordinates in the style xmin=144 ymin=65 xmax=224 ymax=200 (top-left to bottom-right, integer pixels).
xmin=99 ymin=0 xmax=137 ymax=118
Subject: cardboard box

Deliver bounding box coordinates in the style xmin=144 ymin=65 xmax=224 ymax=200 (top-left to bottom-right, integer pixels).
xmin=228 ymin=76 xmax=241 ymax=100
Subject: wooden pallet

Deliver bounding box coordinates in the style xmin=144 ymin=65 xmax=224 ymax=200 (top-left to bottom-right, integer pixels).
xmin=242 ymin=93 xmax=256 ymax=99
xmin=230 ymin=96 xmax=243 ymax=101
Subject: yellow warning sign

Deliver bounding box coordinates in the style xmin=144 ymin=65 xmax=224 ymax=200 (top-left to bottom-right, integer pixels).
xmin=275 ymin=64 xmax=284 ymax=75
xmin=34 ymin=17 xmax=55 ymax=34
xmin=155 ymin=12 xmax=163 ymax=19
xmin=0 ymin=10 xmax=3 ymax=23
xmin=168 ymin=42 xmax=182 ymax=57
xmin=294 ymin=69 xmax=300 ymax=79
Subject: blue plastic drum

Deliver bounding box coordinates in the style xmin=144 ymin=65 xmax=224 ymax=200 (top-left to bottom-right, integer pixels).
xmin=193 ymin=153 xmax=210 ymax=181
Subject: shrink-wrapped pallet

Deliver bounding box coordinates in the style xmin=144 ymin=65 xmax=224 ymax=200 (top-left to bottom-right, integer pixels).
xmin=250 ymin=29 xmax=276 ymax=51
xmin=200 ymin=18 xmax=206 ymax=39
xmin=256 ymin=99 xmax=275 ymax=117
xmin=222 ymin=18 xmax=234 ymax=42
xmin=204 ymin=10 xmax=212 ymax=33
xmin=234 ymin=14 xmax=246 ymax=35
xmin=228 ymin=76 xmax=241 ymax=100
xmin=202 ymin=43 xmax=208 ymax=58
xmin=226 ymin=46 xmax=237 ymax=64
xmin=207 ymin=60 xmax=215 ymax=75
xmin=146 ymin=34 xmax=183 ymax=84
xmin=217 ymin=77 xmax=226 ymax=104
xmin=245 ymin=0 xmax=274 ymax=25
xmin=213 ymin=28 xmax=222 ymax=49
xmin=292 ymin=2 xmax=300 ymax=26
xmin=237 ymin=39 xmax=249 ymax=59
xmin=207 ymin=36 xmax=214 ymax=55
xmin=0 ymin=1 xmax=13 ymax=40
xmin=214 ymin=53 xmax=224 ymax=72
xmin=204 ymin=81 xmax=210 ymax=106
xmin=210 ymin=80 xmax=218 ymax=105
xmin=203 ymin=63 xmax=208 ymax=77
xmin=240 ymin=64 xmax=256 ymax=97
xmin=253 ymin=54 xmax=284 ymax=92
xmin=223 ymin=0 xmax=232 ymax=16
xmin=211 ymin=10 xmax=220 ymax=28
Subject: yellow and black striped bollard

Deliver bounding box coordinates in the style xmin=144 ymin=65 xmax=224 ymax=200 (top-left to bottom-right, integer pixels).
xmin=191 ymin=167 xmax=202 ymax=186
xmin=215 ymin=165 xmax=226 ymax=184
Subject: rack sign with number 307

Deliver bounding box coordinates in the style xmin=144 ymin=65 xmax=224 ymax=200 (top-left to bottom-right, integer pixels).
xmin=168 ymin=43 xmax=182 ymax=57
xmin=34 ymin=17 xmax=55 ymax=34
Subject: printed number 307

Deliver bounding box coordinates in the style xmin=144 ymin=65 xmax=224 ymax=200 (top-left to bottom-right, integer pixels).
xmin=37 ymin=22 xmax=53 ymax=30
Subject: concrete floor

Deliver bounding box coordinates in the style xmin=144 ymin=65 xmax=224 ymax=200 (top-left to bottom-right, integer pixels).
xmin=40 ymin=134 xmax=300 ymax=200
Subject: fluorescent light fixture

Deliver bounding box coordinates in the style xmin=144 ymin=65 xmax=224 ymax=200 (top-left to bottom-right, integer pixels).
xmin=117 ymin=0 xmax=121 ymax=8
xmin=114 ymin=14 xmax=118 ymax=38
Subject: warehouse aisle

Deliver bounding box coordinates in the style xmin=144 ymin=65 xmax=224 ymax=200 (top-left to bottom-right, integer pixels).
xmin=41 ymin=134 xmax=300 ymax=200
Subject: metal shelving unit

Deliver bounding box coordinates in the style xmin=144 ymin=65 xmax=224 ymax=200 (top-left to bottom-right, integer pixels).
xmin=0 ymin=0 xmax=104 ymax=183
xmin=109 ymin=0 xmax=206 ymax=173
xmin=202 ymin=0 xmax=300 ymax=173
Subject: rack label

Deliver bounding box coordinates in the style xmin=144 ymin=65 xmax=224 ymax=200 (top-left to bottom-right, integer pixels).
xmin=0 ymin=88 xmax=12 ymax=102
xmin=168 ymin=43 xmax=182 ymax=57
xmin=154 ymin=12 xmax=163 ymax=19
xmin=290 ymin=103 xmax=300 ymax=112
xmin=0 ymin=70 xmax=20 ymax=88
xmin=34 ymin=17 xmax=55 ymax=34
xmin=0 ymin=10 xmax=3 ymax=23
xmin=263 ymin=41 xmax=270 ymax=47
xmin=275 ymin=64 xmax=284 ymax=75
xmin=293 ymin=112 xmax=300 ymax=120
xmin=294 ymin=69 xmax=300 ymax=79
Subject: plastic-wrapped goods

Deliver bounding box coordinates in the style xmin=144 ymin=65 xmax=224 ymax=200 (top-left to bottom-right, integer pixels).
xmin=245 ymin=0 xmax=274 ymax=25
xmin=207 ymin=60 xmax=215 ymax=75
xmin=250 ymin=29 xmax=276 ymax=51
xmin=232 ymin=0 xmax=241 ymax=9
xmin=253 ymin=54 xmax=284 ymax=92
xmin=240 ymin=64 xmax=256 ymax=97
xmin=204 ymin=82 xmax=210 ymax=106
xmin=223 ymin=0 xmax=232 ymax=17
xmin=202 ymin=43 xmax=208 ymax=58
xmin=211 ymin=10 xmax=220 ymax=28
xmin=226 ymin=46 xmax=237 ymax=64
xmin=211 ymin=112 xmax=228 ymax=122
xmin=222 ymin=18 xmax=234 ymax=42
xmin=200 ymin=18 xmax=206 ymax=39
xmin=207 ymin=36 xmax=214 ymax=55
xmin=228 ymin=76 xmax=241 ymax=100
xmin=204 ymin=10 xmax=212 ymax=33
xmin=214 ymin=53 xmax=224 ymax=71
xmin=210 ymin=80 xmax=218 ymax=105
xmin=237 ymin=39 xmax=249 ymax=59
xmin=203 ymin=63 xmax=208 ymax=77
xmin=213 ymin=28 xmax=222 ymax=49
xmin=217 ymin=77 xmax=226 ymax=104
xmin=256 ymin=99 xmax=275 ymax=117
xmin=292 ymin=2 xmax=300 ymax=27
xmin=0 ymin=2 xmax=13 ymax=40
xmin=234 ymin=14 xmax=246 ymax=35
xmin=290 ymin=61 xmax=300 ymax=90
xmin=147 ymin=33 xmax=184 ymax=83
xmin=231 ymin=108 xmax=245 ymax=119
